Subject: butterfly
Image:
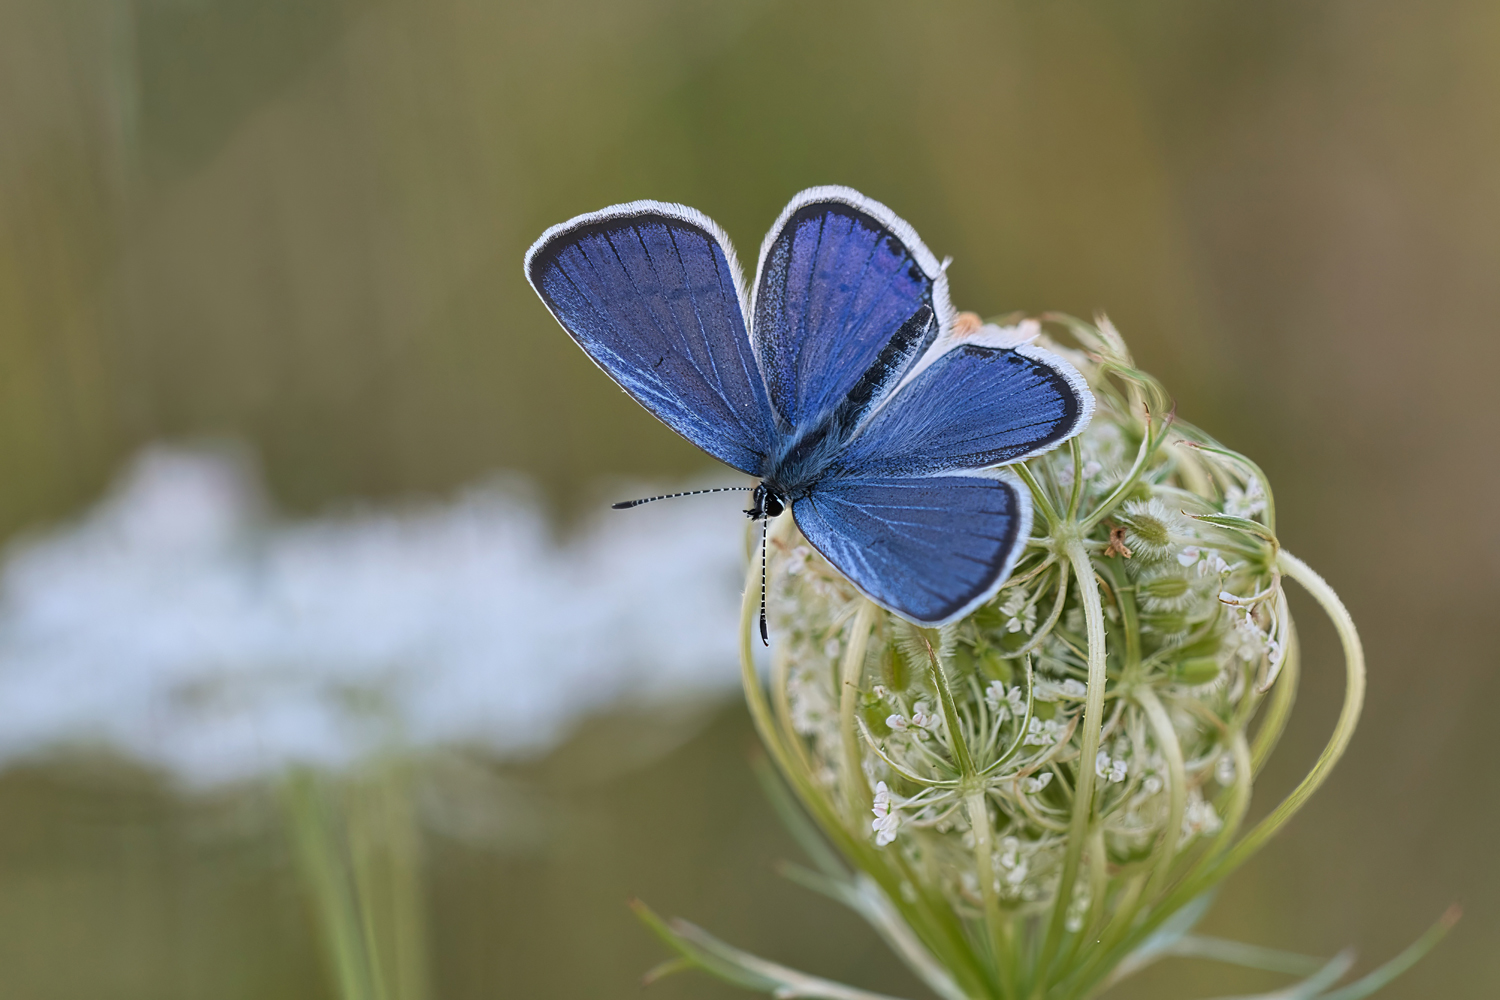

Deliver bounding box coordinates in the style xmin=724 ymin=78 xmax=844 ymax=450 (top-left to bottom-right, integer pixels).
xmin=524 ymin=186 xmax=1093 ymax=638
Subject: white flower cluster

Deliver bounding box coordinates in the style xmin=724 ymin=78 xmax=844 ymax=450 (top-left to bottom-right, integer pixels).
xmin=0 ymin=447 xmax=748 ymax=786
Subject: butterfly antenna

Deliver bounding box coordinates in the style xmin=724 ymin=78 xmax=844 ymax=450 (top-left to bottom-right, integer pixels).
xmin=759 ymin=518 xmax=770 ymax=646
xmin=611 ymin=486 xmax=753 ymax=510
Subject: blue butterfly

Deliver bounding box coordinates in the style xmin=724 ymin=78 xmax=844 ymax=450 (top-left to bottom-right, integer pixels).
xmin=525 ymin=186 xmax=1093 ymax=635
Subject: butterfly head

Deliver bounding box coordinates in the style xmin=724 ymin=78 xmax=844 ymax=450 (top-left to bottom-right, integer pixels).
xmin=745 ymin=482 xmax=785 ymax=521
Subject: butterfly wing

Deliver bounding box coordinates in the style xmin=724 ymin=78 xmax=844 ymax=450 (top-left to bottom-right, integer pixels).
xmin=526 ymin=202 xmax=777 ymax=476
xmin=790 ymin=307 xmax=1091 ymax=626
xmin=831 ymin=340 xmax=1093 ymax=478
xmin=752 ymin=187 xmax=952 ymax=431
xmin=791 ymin=472 xmax=1031 ymax=626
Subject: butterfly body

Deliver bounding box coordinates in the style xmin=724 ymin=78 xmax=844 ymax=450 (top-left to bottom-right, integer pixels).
xmin=525 ymin=187 xmax=1093 ymax=627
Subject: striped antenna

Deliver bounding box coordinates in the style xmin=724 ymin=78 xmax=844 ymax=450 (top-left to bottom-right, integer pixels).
xmin=611 ymin=486 xmax=755 ymax=510
xmin=759 ymin=518 xmax=769 ymax=646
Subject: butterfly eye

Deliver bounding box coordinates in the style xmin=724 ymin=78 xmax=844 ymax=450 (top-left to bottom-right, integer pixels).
xmin=764 ymin=494 xmax=785 ymax=518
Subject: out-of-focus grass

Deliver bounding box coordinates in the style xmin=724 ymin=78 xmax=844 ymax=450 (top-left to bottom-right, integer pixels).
xmin=0 ymin=709 xmax=930 ymax=1000
xmin=0 ymin=0 xmax=1495 ymax=997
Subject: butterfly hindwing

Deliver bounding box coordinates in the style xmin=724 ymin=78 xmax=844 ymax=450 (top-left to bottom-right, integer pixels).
xmin=832 ymin=342 xmax=1093 ymax=478
xmin=526 ymin=203 xmax=776 ymax=476
xmin=752 ymin=187 xmax=950 ymax=431
xmin=791 ymin=472 xmax=1031 ymax=626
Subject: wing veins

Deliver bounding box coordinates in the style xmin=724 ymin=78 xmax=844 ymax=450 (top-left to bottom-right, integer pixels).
xmin=704 ymin=229 xmax=772 ymax=446
xmin=662 ymin=225 xmax=735 ymax=430
xmin=619 ymin=227 xmax=722 ymax=409
xmin=817 ymin=218 xmax=875 ymax=376
xmin=826 ymin=225 xmax=899 ymax=381
xmin=553 ymin=252 xmax=702 ymax=415
xmin=792 ymin=213 xmax=831 ymax=418
xmin=544 ymin=228 xmax=763 ymax=472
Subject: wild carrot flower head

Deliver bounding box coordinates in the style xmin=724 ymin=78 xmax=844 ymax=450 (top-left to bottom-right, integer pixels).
xmin=767 ymin=318 xmax=1289 ymax=932
xmin=638 ymin=315 xmax=1451 ymax=1000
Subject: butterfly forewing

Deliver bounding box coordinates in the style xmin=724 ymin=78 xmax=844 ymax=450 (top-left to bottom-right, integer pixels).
xmin=752 ymin=188 xmax=949 ymax=431
xmin=526 ymin=204 xmax=775 ymax=476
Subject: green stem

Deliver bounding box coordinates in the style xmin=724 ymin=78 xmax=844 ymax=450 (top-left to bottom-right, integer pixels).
xmin=924 ymin=635 xmax=976 ymax=777
xmin=840 ymin=602 xmax=880 ymax=816
xmin=283 ymin=772 xmax=379 ymax=1000
xmin=965 ymin=788 xmax=1011 ymax=994
xmin=1134 ymin=688 xmax=1186 ymax=911
xmin=1201 ymin=730 xmax=1254 ymax=870
xmin=739 ymin=533 xmax=803 ymax=787
xmin=1066 ymin=439 xmax=1085 ymax=520
xmin=999 ymin=563 xmax=1070 ymax=662
xmin=1033 ymin=541 xmax=1108 ymax=992
xmin=347 ymin=763 xmax=428 ymax=1000
xmin=1015 ymin=464 xmax=1061 ymax=528
xmin=1075 ymin=686 xmax=1186 ymax=982
xmin=1080 ymin=429 xmax=1155 ymax=532
xmin=1251 ymin=619 xmax=1300 ymax=774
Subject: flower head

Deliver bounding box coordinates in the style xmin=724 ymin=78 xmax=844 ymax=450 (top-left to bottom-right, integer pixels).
xmin=696 ymin=315 xmax=1380 ymax=1000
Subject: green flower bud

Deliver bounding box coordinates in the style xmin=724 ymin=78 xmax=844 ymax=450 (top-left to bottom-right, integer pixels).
xmin=1176 ymin=656 xmax=1224 ymax=685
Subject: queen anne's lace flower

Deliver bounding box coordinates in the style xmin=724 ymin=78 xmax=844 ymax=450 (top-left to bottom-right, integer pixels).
xmin=986 ymin=681 xmax=1026 ymax=719
xmin=1095 ymin=750 xmax=1129 ymax=783
xmin=770 ymin=323 xmax=1293 ymax=918
xmin=871 ymin=781 xmax=901 ymax=847
xmin=1024 ymin=716 xmax=1065 ymax=746
xmin=999 ymin=590 xmax=1037 ymax=634
xmin=909 ymin=702 xmax=940 ymax=731
xmin=720 ymin=317 xmax=1381 ymax=1000
xmin=1224 ymin=479 xmax=1268 ymax=518
xmin=1182 ymin=789 xmax=1224 ymax=839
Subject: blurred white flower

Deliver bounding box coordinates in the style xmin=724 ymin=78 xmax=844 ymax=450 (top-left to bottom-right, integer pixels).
xmin=871 ymin=780 xmax=900 ymax=846
xmin=1216 ymin=753 xmax=1237 ymax=786
xmin=1022 ymin=772 xmax=1052 ymax=794
xmin=1023 ymin=717 xmax=1064 ymax=746
xmin=1182 ymin=790 xmax=1224 ymax=839
xmin=1095 ymin=750 xmax=1128 ymax=784
xmin=0 ymin=447 xmax=748 ymax=786
xmin=1223 ymin=479 xmax=1267 ymax=519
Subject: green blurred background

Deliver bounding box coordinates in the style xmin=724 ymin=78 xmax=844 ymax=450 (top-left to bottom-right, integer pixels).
xmin=1 ymin=0 xmax=1496 ymax=996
